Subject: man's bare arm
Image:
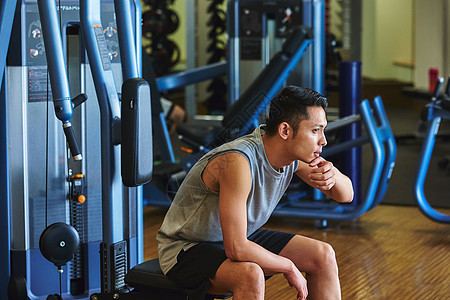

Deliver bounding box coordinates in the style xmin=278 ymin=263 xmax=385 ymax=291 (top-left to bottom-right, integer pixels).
xmin=295 ymin=157 xmax=354 ymax=203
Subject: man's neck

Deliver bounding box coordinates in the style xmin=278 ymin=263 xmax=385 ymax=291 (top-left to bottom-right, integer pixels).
xmin=262 ymin=134 xmax=293 ymax=171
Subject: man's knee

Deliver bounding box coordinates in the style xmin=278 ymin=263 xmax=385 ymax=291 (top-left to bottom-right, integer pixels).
xmin=314 ymin=242 xmax=338 ymax=271
xmin=237 ymin=262 xmax=265 ymax=289
xmin=210 ymin=260 xmax=265 ymax=297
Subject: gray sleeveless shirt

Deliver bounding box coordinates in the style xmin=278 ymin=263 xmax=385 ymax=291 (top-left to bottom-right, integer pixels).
xmin=157 ymin=126 xmax=299 ymax=274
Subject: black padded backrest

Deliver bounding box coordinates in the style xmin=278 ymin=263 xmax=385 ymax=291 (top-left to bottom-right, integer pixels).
xmin=121 ymin=78 xmax=153 ymax=187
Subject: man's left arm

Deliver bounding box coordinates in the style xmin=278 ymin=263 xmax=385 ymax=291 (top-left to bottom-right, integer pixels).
xmin=295 ymin=157 xmax=354 ymax=203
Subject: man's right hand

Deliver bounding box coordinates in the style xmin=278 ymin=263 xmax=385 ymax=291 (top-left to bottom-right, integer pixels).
xmin=283 ymin=264 xmax=308 ymax=300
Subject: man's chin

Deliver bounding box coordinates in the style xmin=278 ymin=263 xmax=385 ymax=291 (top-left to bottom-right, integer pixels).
xmin=299 ymin=157 xmax=315 ymax=164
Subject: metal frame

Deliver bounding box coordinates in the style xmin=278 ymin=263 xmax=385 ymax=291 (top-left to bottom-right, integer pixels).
xmin=0 ymin=1 xmax=19 ymax=299
xmin=414 ymin=100 xmax=450 ymax=223
xmin=1 ymin=0 xmax=145 ymax=298
xmin=226 ymin=0 xmax=324 ymax=106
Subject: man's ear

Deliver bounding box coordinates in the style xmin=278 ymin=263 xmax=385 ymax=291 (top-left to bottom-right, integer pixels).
xmin=278 ymin=122 xmax=290 ymax=140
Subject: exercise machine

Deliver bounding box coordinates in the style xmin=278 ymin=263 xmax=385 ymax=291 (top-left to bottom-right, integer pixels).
xmin=3 ymin=0 xmax=151 ymax=299
xmin=414 ymin=76 xmax=450 ymax=223
xmin=227 ymin=0 xmax=325 ymax=106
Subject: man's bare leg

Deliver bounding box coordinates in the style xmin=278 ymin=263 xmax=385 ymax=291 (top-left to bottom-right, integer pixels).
xmin=208 ymin=259 xmax=265 ymax=300
xmin=279 ymin=235 xmax=341 ymax=300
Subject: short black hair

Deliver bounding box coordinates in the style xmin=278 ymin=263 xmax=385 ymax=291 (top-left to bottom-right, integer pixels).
xmin=265 ymin=86 xmax=328 ymax=137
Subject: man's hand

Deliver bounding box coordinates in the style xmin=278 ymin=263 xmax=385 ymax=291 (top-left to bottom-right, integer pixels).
xmin=283 ymin=264 xmax=308 ymax=300
xmin=307 ymin=157 xmax=336 ymax=191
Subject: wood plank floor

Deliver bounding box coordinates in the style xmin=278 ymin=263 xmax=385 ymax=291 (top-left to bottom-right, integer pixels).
xmin=143 ymin=205 xmax=450 ymax=299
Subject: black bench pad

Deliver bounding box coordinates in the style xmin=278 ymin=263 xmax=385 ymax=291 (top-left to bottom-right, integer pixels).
xmin=125 ymin=258 xmax=232 ymax=299
xmin=126 ymin=258 xmax=181 ymax=291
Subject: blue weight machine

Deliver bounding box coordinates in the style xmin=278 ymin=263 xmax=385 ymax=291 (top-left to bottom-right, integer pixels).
xmin=2 ymin=0 xmax=152 ymax=299
xmin=414 ymin=76 xmax=450 ymax=224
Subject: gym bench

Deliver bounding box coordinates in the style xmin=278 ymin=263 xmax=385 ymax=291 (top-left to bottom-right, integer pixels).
xmin=124 ymin=258 xmax=232 ymax=300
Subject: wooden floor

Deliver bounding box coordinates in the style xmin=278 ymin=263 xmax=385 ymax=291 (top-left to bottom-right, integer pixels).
xmin=143 ymin=205 xmax=450 ymax=299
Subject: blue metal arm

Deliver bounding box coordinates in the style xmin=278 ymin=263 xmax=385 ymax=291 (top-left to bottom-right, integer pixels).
xmin=113 ymin=0 xmax=139 ymax=80
xmin=36 ymin=0 xmax=82 ymax=160
xmin=80 ymin=0 xmax=123 ymax=247
xmin=156 ymin=61 xmax=227 ymax=91
xmin=414 ymin=101 xmax=450 ymax=224
xmin=370 ymin=96 xmax=397 ymax=208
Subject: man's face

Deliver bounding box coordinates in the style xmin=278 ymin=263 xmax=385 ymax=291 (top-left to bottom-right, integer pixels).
xmin=288 ymin=106 xmax=327 ymax=163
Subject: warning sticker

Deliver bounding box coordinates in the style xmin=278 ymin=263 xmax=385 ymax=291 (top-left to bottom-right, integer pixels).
xmin=94 ymin=25 xmax=111 ymax=71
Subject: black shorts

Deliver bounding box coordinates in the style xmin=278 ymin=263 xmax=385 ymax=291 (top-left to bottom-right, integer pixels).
xmin=166 ymin=229 xmax=295 ymax=300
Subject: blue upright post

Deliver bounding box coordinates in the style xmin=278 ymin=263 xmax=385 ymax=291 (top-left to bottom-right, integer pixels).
xmin=0 ymin=1 xmax=17 ymax=298
xmin=303 ymin=0 xmax=326 ymax=201
xmin=313 ymin=0 xmax=325 ymax=94
xmin=339 ymin=61 xmax=362 ymax=205
xmin=113 ymin=0 xmax=139 ymax=80
xmin=1 ymin=74 xmax=10 ymax=300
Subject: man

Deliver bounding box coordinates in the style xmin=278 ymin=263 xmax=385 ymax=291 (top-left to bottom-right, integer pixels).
xmin=157 ymin=86 xmax=354 ymax=300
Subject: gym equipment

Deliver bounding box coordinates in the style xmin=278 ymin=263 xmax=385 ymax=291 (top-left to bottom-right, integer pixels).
xmin=142 ymin=1 xmax=180 ymax=75
xmin=227 ymin=0 xmax=324 ymax=107
xmin=39 ymin=223 xmax=80 ymax=269
xmin=5 ymin=1 xmax=113 ymax=297
xmin=0 ymin=1 xmax=17 ymax=298
xmin=121 ymin=258 xmax=233 ymax=300
xmin=414 ymin=76 xmax=450 ymax=223
xmin=205 ymin=0 xmax=227 ymax=112
xmin=3 ymin=0 xmax=150 ymax=299
xmin=80 ymin=0 xmax=151 ymax=295
xmin=338 ymin=61 xmax=362 ymax=205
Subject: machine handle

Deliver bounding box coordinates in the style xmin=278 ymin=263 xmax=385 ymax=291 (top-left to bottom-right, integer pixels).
xmin=63 ymin=122 xmax=82 ymax=161
xmin=432 ymin=77 xmax=444 ymax=100
xmin=444 ymin=76 xmax=450 ymax=97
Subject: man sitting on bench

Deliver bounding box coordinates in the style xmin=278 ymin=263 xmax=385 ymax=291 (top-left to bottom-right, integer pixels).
xmin=157 ymin=86 xmax=354 ymax=300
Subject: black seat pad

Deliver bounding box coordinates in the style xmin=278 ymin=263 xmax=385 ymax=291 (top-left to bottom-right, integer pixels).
xmin=125 ymin=258 xmax=182 ymax=291
xmin=125 ymin=259 xmax=233 ymax=299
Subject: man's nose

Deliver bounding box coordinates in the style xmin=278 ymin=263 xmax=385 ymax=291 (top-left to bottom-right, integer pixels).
xmin=320 ymin=134 xmax=327 ymax=147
